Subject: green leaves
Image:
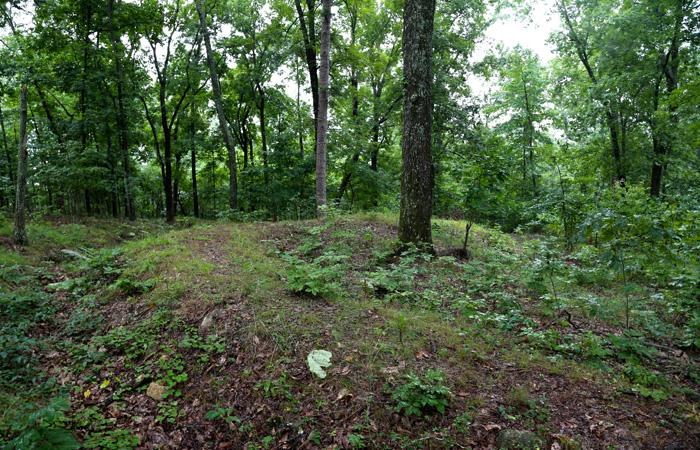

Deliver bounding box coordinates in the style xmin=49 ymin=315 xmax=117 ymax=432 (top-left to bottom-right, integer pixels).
xmin=391 ymin=369 xmax=451 ymax=417
xmin=2 ymin=397 xmax=79 ymax=450
xmin=282 ymin=251 xmax=348 ymax=298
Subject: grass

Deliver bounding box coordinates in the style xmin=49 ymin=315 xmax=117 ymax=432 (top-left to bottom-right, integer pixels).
xmin=0 ymin=213 xmax=697 ymax=449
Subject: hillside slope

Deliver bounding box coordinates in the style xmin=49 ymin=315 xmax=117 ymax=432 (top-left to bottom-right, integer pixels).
xmin=1 ymin=215 xmax=698 ymax=449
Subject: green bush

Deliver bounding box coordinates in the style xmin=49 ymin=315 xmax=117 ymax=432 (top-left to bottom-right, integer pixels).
xmin=282 ymin=252 xmax=347 ymax=298
xmin=391 ymin=369 xmax=451 ymax=417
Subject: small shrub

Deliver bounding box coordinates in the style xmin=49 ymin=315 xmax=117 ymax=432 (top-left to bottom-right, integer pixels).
xmin=391 ymin=369 xmax=451 ymax=417
xmin=282 ymin=252 xmax=347 ymax=298
xmin=1 ymin=397 xmax=79 ymax=450
xmin=82 ymin=430 xmax=139 ymax=449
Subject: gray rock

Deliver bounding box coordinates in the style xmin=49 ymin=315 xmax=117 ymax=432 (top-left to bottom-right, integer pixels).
xmin=199 ymin=308 xmax=222 ymax=334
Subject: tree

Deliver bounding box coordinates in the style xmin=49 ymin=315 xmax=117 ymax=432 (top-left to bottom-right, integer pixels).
xmin=315 ymin=0 xmax=331 ymax=215
xmin=398 ymin=0 xmax=436 ymax=245
xmin=294 ymin=0 xmax=320 ymax=139
xmin=107 ymin=0 xmax=136 ymax=220
xmin=556 ymin=0 xmax=628 ymax=186
xmin=196 ymin=0 xmax=238 ymax=210
xmin=13 ymin=84 xmax=28 ymax=245
xmin=140 ymin=0 xmax=203 ymax=222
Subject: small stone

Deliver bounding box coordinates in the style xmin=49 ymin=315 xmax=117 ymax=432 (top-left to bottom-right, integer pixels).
xmin=495 ymin=429 xmax=543 ymax=450
xmin=146 ymin=382 xmax=166 ymax=401
xmin=199 ymin=308 xmax=221 ymax=334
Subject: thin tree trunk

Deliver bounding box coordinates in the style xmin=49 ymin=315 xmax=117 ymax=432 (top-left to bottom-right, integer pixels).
xmin=294 ymin=0 xmax=320 ymax=139
xmin=398 ymin=0 xmax=436 ymax=246
xmin=257 ymin=83 xmax=269 ymax=184
xmin=336 ymin=8 xmax=359 ymax=203
xmin=522 ymin=76 xmax=537 ymax=195
xmin=190 ymin=107 xmax=200 ymax=218
xmin=0 ymin=105 xmax=14 ymax=186
xmin=108 ymin=132 xmax=118 ymax=217
xmin=296 ymin=55 xmax=304 ymax=159
xmin=559 ymin=0 xmax=625 ymax=185
xmin=13 ymin=85 xmax=29 ymax=245
xmin=159 ymin=84 xmax=175 ymax=223
xmin=315 ymin=0 xmax=331 ymax=215
xmin=196 ymin=0 xmax=238 ymax=210
xmin=174 ymin=152 xmax=182 ymax=215
xmin=80 ymin=1 xmax=92 ymax=215
xmin=651 ymin=6 xmax=682 ymax=198
xmin=108 ymin=0 xmax=136 ymax=220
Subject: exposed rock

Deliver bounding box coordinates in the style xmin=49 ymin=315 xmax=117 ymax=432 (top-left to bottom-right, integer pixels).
xmin=146 ymin=382 xmax=166 ymax=401
xmin=199 ymin=308 xmax=223 ymax=334
xmin=495 ymin=429 xmax=543 ymax=450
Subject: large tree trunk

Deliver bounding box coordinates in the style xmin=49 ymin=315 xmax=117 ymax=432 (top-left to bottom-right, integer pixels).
xmin=13 ymin=85 xmax=29 ymax=246
xmin=315 ymin=0 xmax=331 ymax=215
xmin=108 ymin=0 xmax=136 ymax=220
xmin=398 ymin=0 xmax=436 ymax=246
xmin=196 ymin=0 xmax=238 ymax=210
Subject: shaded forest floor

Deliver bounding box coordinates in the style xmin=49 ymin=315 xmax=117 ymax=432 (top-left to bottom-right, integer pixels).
xmin=1 ymin=214 xmax=698 ymax=449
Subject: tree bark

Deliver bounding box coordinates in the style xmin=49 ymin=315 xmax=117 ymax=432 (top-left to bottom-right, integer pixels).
xmin=196 ymin=0 xmax=238 ymax=210
xmin=398 ymin=0 xmax=436 ymax=246
xmin=315 ymin=0 xmax=332 ymax=215
xmin=13 ymin=85 xmax=29 ymax=245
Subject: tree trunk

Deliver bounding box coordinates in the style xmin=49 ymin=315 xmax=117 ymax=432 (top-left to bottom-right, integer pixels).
xmin=160 ymin=84 xmax=175 ymax=223
xmin=108 ymin=134 xmax=118 ymax=218
xmin=80 ymin=1 xmax=92 ymax=214
xmin=257 ymin=83 xmax=269 ymax=184
xmin=190 ymin=108 xmax=200 ymax=218
xmin=13 ymin=85 xmax=29 ymax=246
xmin=108 ymin=0 xmax=136 ymax=220
xmin=315 ymin=0 xmax=331 ymax=215
xmin=0 ymin=106 xmax=14 ymax=187
xmin=522 ymin=76 xmax=537 ymax=195
xmin=651 ymin=6 xmax=682 ymax=198
xmin=398 ymin=0 xmax=436 ymax=246
xmin=296 ymin=55 xmax=305 ymax=159
xmin=336 ymin=10 xmax=359 ymax=203
xmin=174 ymin=152 xmax=182 ymax=215
xmin=559 ymin=0 xmax=625 ymax=185
xmin=196 ymin=0 xmax=238 ymax=210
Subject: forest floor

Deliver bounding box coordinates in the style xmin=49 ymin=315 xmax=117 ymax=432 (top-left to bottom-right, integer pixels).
xmin=1 ymin=214 xmax=699 ymax=449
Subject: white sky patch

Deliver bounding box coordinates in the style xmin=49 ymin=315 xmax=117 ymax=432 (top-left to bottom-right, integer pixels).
xmin=468 ymin=0 xmax=560 ymax=100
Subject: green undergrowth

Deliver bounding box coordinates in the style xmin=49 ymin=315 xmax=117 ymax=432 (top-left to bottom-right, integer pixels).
xmin=0 ymin=214 xmax=697 ymax=448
